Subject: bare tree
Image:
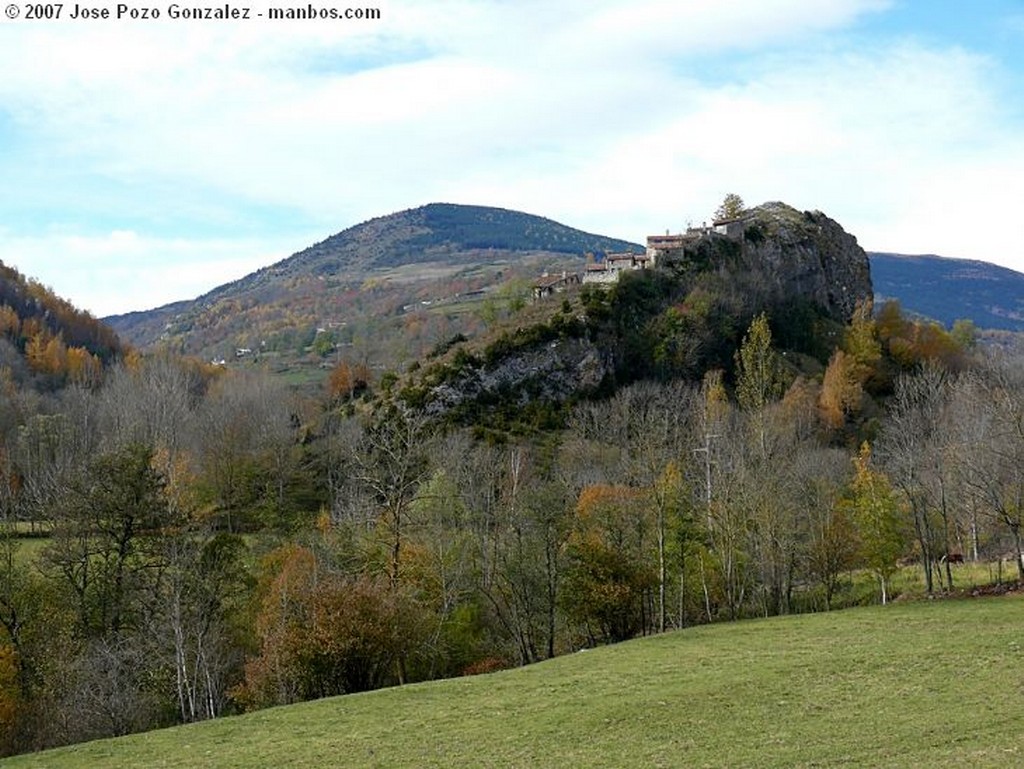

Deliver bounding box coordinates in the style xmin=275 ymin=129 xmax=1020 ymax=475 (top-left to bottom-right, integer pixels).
xmin=877 ymin=365 xmax=956 ymax=593
xmin=351 ymin=401 xmax=433 ymax=590
xmin=955 ymin=361 xmax=1024 ymax=579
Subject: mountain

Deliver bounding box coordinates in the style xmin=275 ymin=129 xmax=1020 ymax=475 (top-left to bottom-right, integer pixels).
xmin=104 ymin=204 xmax=642 ymax=368
xmin=868 ymin=252 xmax=1024 ymax=332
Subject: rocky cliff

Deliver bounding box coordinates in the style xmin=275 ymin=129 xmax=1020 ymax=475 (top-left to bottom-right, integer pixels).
xmin=727 ymin=201 xmax=872 ymax=323
xmin=423 ymin=335 xmax=612 ymax=419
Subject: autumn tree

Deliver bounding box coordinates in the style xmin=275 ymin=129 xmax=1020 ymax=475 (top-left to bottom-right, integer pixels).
xmin=561 ymin=484 xmax=655 ymax=644
xmin=843 ymin=300 xmax=882 ymax=384
xmin=0 ymin=306 xmax=18 ymax=340
xmin=579 ymin=382 xmax=696 ymax=632
xmin=24 ymin=330 xmax=67 ymax=380
xmin=819 ymin=350 xmax=862 ymax=430
xmin=234 ymin=544 xmax=424 ymax=710
xmin=844 ymin=443 xmax=906 ymax=604
xmin=327 ymin=359 xmax=371 ymax=402
xmin=875 ymin=300 xmax=967 ymax=371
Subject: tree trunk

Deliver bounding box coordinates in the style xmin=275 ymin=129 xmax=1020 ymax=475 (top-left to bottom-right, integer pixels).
xmin=698 ymin=552 xmax=712 ymax=623
xmin=1012 ymin=523 xmax=1024 ymax=582
xmin=910 ymin=497 xmax=934 ymax=595
xmin=657 ymin=512 xmax=666 ymax=634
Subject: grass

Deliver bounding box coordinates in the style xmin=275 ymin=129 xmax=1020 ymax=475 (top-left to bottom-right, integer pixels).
xmin=6 ymin=594 xmax=1024 ymax=768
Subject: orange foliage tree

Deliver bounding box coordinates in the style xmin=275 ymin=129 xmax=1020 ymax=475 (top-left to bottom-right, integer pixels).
xmin=0 ymin=644 xmax=20 ymax=754
xmin=876 ymin=300 xmax=965 ymax=371
xmin=327 ymin=359 xmax=371 ymax=401
xmin=233 ymin=544 xmax=424 ymax=710
xmin=560 ymin=485 xmax=655 ymax=644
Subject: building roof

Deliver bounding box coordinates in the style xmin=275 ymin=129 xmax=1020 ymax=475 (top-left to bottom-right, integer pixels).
xmin=647 ymin=235 xmax=689 ymax=248
xmin=533 ymin=273 xmax=576 ymax=288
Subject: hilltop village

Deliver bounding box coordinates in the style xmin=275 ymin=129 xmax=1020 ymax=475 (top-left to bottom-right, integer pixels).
xmin=531 ymin=215 xmax=747 ymax=300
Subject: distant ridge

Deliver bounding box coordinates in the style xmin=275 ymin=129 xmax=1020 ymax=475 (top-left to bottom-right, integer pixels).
xmin=104 ymin=203 xmax=642 ymax=359
xmin=868 ymin=252 xmax=1024 ymax=331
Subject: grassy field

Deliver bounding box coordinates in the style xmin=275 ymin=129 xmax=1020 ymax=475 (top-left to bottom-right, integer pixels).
xmin=6 ymin=594 xmax=1024 ymax=768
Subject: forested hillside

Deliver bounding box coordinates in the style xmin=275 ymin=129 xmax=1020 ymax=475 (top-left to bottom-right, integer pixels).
xmin=0 ymin=204 xmax=1021 ymax=758
xmin=0 ymin=261 xmax=125 ymax=392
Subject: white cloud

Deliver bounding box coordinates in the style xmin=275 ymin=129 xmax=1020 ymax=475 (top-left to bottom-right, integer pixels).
xmin=0 ymin=230 xmax=303 ymax=317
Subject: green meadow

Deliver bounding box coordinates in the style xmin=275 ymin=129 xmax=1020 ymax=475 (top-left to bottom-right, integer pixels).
xmin=6 ymin=594 xmax=1023 ymax=768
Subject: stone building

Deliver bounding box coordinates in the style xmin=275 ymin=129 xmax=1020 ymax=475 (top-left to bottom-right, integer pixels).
xmin=532 ymin=271 xmax=580 ymax=300
xmin=581 ymin=251 xmax=652 ymax=286
xmin=712 ymin=216 xmax=746 ymax=238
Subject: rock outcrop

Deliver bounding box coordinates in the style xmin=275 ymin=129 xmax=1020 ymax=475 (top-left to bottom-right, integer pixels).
xmin=729 ymin=201 xmax=872 ymax=323
xmin=423 ymin=335 xmax=612 ymax=418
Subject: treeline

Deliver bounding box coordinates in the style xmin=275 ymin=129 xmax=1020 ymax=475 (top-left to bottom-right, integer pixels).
xmin=0 ymin=301 xmax=1018 ymax=757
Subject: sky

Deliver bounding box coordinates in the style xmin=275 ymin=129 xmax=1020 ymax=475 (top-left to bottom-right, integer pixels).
xmin=2 ymin=0 xmax=1024 ymax=317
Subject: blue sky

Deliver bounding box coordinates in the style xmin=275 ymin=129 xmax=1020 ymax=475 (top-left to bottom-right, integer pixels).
xmin=1 ymin=0 xmax=1023 ymax=316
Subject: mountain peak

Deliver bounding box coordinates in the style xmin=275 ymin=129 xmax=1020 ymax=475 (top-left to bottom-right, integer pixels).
xmin=104 ymin=204 xmax=642 ymax=362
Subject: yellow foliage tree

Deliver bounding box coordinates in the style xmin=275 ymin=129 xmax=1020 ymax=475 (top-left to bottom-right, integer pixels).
xmin=66 ymin=346 xmax=102 ymax=387
xmin=843 ymin=443 xmax=907 ymax=605
xmin=25 ymin=330 xmax=68 ymax=378
xmin=819 ymin=350 xmax=862 ymax=430
xmin=0 ymin=306 xmax=18 ymax=339
xmin=233 ymin=544 xmax=423 ymax=710
xmin=562 ymin=485 xmax=654 ymax=642
xmin=843 ymin=300 xmax=881 ymax=382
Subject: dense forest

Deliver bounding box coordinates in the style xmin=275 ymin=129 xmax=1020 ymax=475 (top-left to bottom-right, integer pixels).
xmin=0 ymin=261 xmax=125 ymax=393
xmin=0 ymin=252 xmax=1020 ymax=757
